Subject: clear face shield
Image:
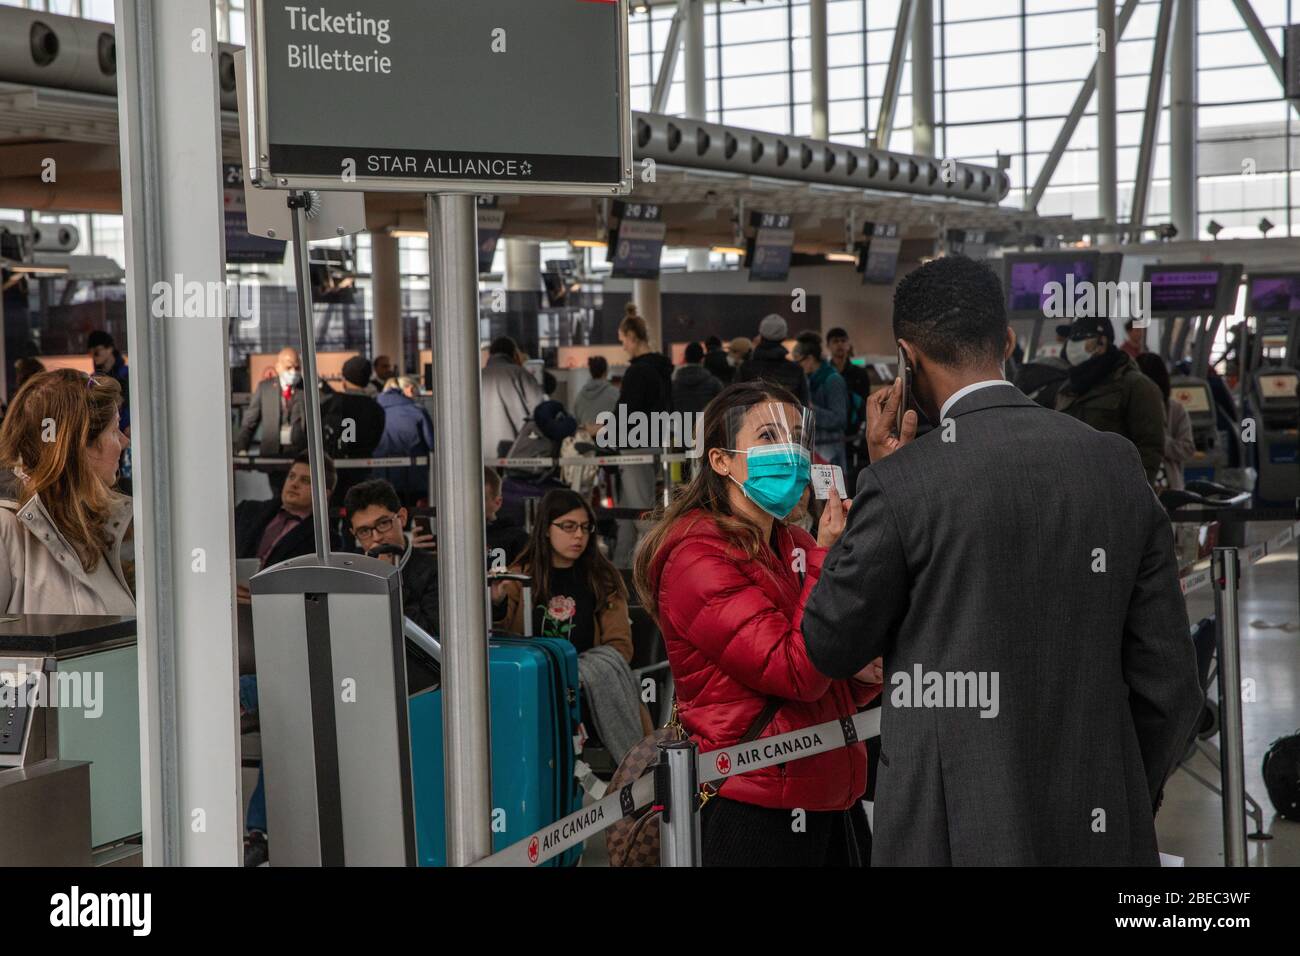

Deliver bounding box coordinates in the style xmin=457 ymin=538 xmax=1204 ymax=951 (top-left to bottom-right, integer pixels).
xmin=716 ymin=400 xmax=816 ymax=520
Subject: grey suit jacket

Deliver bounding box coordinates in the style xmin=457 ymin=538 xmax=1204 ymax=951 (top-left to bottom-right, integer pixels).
xmin=802 ymin=384 xmax=1202 ymax=865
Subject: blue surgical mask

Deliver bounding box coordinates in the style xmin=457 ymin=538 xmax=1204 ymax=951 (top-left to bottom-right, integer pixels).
xmin=728 ymin=443 xmax=811 ymax=519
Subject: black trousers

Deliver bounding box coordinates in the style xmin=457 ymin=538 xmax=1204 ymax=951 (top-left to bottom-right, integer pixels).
xmin=700 ymin=795 xmax=871 ymax=867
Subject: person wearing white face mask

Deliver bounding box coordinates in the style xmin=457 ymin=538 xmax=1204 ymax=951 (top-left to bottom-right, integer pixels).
xmin=235 ymin=346 xmax=307 ymax=458
xmin=1053 ymin=316 xmax=1167 ymax=485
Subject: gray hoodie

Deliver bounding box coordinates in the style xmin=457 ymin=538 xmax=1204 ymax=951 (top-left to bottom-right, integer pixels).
xmin=573 ymin=377 xmax=620 ymax=428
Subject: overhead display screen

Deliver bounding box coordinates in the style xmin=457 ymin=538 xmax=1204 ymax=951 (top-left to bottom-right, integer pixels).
xmin=1147 ymin=268 xmax=1223 ymax=314
xmin=1247 ymin=273 xmax=1300 ymax=317
xmin=1005 ymin=254 xmax=1098 ymax=314
xmin=609 ymin=202 xmax=665 ymax=280
xmin=247 ymin=0 xmax=630 ymax=194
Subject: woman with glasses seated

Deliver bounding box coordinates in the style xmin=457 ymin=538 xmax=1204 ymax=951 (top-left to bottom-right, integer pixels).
xmin=494 ymin=488 xmax=632 ymax=663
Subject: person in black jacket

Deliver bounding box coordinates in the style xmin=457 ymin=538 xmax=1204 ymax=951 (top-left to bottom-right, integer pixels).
xmin=321 ymin=355 xmax=387 ymax=506
xmin=234 ymin=453 xmax=340 ymax=580
xmin=826 ymin=327 xmax=873 ymax=476
xmin=702 ymin=335 xmax=733 ymax=385
xmin=672 ymin=341 xmax=723 ymax=415
xmin=344 ymin=478 xmax=439 ymax=636
xmin=736 ymin=314 xmax=810 ymax=404
xmin=613 ymin=304 xmax=673 ymax=566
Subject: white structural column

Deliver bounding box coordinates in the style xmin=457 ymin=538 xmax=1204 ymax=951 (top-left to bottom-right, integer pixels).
xmin=370 ymin=231 xmax=404 ymax=372
xmin=633 ymin=278 xmax=663 ymax=353
xmin=504 ymin=238 xmax=540 ymax=294
xmin=1169 ymin=0 xmax=1198 ymax=238
xmin=115 ymin=0 xmax=241 ymax=865
xmin=684 ymin=0 xmax=710 ymax=272
xmin=1097 ymin=0 xmax=1118 ymax=225
xmin=810 ymin=0 xmax=829 ymax=141
xmin=911 ymin=0 xmax=935 ymax=158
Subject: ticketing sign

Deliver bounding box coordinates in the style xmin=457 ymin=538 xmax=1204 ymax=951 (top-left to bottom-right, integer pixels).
xmin=245 ymin=0 xmax=632 ymax=196
xmin=608 ymin=202 xmax=665 ymax=280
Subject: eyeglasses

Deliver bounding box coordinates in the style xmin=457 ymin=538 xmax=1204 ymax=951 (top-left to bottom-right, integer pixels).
xmin=353 ymin=514 xmax=399 ymax=541
xmin=551 ymin=520 xmax=595 ymax=536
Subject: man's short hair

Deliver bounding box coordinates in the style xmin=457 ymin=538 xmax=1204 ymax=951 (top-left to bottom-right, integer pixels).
xmin=705 ymin=335 xmax=722 ymax=350
xmin=826 ymin=327 xmax=849 ymax=343
xmin=684 ymin=341 xmax=705 ymax=364
xmin=587 ymin=355 xmax=608 ymax=379
xmin=291 ymin=452 xmax=337 ymax=492
xmin=343 ymin=478 xmax=401 ymax=522
xmin=892 ymin=256 xmax=1008 ymax=368
xmin=484 ymin=465 xmax=502 ymax=497
xmin=488 ymin=336 xmax=518 ymax=357
xmin=87 ymin=330 xmax=116 ymax=350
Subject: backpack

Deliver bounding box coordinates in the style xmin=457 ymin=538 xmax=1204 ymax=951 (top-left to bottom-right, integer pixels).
xmin=1262 ymin=731 xmax=1300 ymax=821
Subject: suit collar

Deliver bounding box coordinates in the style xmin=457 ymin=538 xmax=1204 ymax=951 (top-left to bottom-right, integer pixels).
xmin=944 ymin=381 xmax=1036 ymax=419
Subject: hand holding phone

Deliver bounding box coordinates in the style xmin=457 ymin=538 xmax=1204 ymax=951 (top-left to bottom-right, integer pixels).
xmin=895 ymin=344 xmax=912 ymax=437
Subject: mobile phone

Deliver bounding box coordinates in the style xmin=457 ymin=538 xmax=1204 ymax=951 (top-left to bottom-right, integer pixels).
xmin=895 ymin=344 xmax=912 ymax=436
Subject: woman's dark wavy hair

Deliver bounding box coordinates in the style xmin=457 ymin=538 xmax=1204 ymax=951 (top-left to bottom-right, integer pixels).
xmin=633 ymin=379 xmax=801 ymax=621
xmin=514 ymin=488 xmax=625 ymax=608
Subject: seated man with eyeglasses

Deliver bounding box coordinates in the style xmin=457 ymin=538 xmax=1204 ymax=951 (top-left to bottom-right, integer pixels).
xmin=343 ymin=478 xmax=440 ymax=637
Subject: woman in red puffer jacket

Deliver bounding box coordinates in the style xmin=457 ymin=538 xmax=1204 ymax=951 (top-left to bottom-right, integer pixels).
xmin=634 ymin=380 xmax=882 ymax=866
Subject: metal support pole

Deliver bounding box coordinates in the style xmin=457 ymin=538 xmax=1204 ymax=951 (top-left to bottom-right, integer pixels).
xmin=426 ymin=193 xmax=493 ymax=866
xmin=1130 ymin=0 xmax=1175 ymax=238
xmin=652 ymin=0 xmax=688 ymax=114
xmin=810 ymin=0 xmax=829 ymax=141
xmin=874 ymin=0 xmax=914 ymax=150
xmin=1027 ymin=0 xmax=1140 ymax=212
xmin=1170 ymin=0 xmax=1198 ymax=240
xmin=911 ymin=0 xmax=935 ymax=158
xmin=1211 ymin=547 xmax=1248 ymax=867
xmin=1097 ymin=0 xmax=1119 ymax=225
xmin=657 ymin=740 xmax=701 ymax=867
xmin=288 ymin=195 xmax=330 ymax=562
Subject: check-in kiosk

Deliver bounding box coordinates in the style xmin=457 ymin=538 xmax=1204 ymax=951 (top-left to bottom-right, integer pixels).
xmin=1248 ymin=368 xmax=1299 ymax=503
xmin=1170 ymin=376 xmax=1224 ymax=484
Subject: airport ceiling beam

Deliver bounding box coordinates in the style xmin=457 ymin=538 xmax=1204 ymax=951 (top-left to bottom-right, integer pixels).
xmin=1026 ymin=0 xmax=1140 ymax=212
xmin=1229 ymin=0 xmax=1300 ymax=119
xmin=873 ymin=0 xmax=915 ymax=151
xmin=115 ymin=0 xmax=242 ymax=866
xmin=1129 ymin=0 xmax=1176 ymax=238
xmin=651 ymin=0 xmax=689 ymax=114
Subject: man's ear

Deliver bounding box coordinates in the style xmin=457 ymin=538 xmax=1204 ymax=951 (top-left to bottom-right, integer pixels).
xmin=1004 ymin=326 xmax=1017 ymax=361
xmin=397 ymin=507 xmax=409 ymax=527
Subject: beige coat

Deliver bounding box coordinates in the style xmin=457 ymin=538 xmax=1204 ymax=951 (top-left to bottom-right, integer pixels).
xmin=0 ymin=480 xmax=135 ymax=616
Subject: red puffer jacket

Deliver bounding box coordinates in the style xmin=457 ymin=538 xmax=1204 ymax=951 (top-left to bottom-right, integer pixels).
xmin=650 ymin=510 xmax=880 ymax=811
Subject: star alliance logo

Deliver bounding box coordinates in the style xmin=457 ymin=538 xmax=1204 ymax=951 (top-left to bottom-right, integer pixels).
xmin=519 ymin=161 xmax=533 ymax=176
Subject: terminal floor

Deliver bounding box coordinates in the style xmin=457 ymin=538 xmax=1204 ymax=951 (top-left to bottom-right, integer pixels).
xmin=1157 ymin=522 xmax=1299 ymax=867
xmin=580 ymin=523 xmax=1300 ymax=868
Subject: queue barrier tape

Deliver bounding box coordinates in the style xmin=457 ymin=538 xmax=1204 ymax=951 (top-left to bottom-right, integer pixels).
xmin=486 ymin=454 xmax=662 ymax=468
xmin=1177 ymin=521 xmax=1299 ymax=597
xmin=473 ymin=705 xmax=882 ymax=868
xmin=235 ymin=455 xmax=429 ymax=469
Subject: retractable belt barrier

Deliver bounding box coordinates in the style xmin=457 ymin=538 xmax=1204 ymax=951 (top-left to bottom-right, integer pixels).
xmin=472 ymin=707 xmax=881 ymax=867
xmin=487 ymin=452 xmax=692 ymax=469
xmin=1178 ymin=521 xmax=1297 ymax=597
xmin=234 ymin=455 xmax=429 ymax=469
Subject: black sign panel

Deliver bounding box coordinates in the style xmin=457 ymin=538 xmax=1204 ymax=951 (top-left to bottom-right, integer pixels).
xmin=223 ymin=163 xmax=287 ymax=264
xmin=247 ymin=0 xmax=631 ymax=195
xmin=477 ymin=197 xmax=505 ymax=274
xmin=858 ymin=222 xmax=900 ymax=285
xmin=745 ymin=212 xmax=795 ymax=283
xmin=609 ymin=202 xmax=665 ymax=280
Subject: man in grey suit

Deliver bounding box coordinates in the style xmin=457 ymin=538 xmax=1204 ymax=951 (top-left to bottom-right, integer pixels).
xmin=802 ymin=256 xmax=1201 ymax=865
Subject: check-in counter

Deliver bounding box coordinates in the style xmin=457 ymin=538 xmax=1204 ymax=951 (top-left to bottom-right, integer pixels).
xmin=0 ymin=615 xmax=139 ymax=865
